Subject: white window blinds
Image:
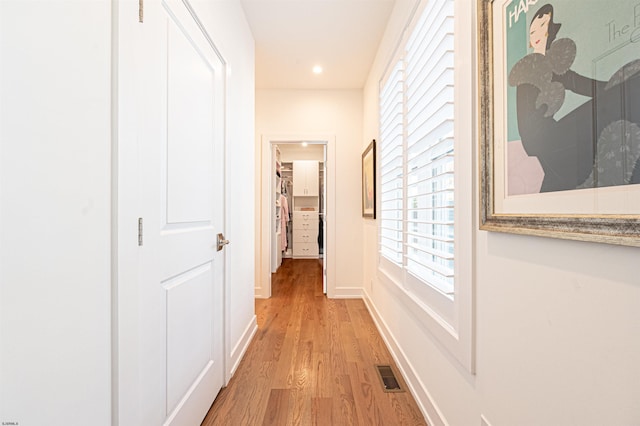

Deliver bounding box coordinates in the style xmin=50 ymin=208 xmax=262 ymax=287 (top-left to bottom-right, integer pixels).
xmin=379 ymin=0 xmax=455 ymax=297
xmin=405 ymin=0 xmax=455 ymax=296
xmin=379 ymin=60 xmax=404 ymax=265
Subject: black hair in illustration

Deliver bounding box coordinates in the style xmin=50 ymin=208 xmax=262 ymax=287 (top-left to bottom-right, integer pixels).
xmin=531 ymin=4 xmax=562 ymax=49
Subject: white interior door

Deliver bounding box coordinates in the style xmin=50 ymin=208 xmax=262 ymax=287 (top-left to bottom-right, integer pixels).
xmin=121 ymin=0 xmax=226 ymax=424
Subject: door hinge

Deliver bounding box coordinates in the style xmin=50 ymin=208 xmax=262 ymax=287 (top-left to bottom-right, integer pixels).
xmin=138 ymin=218 xmax=143 ymax=246
xmin=138 ymin=0 xmax=144 ymax=23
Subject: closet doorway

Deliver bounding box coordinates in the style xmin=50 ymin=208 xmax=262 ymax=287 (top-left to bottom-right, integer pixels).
xmin=272 ymin=141 xmax=326 ymax=293
xmin=259 ymin=136 xmax=335 ymax=299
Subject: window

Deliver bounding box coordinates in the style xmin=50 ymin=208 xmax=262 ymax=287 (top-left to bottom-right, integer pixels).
xmin=379 ymin=60 xmax=404 ymax=265
xmin=378 ymin=0 xmax=473 ymax=371
xmin=405 ymin=0 xmax=455 ymax=297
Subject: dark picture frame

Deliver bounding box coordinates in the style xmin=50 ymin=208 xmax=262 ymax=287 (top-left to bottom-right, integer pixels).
xmin=478 ymin=0 xmax=640 ymax=247
xmin=362 ymin=139 xmax=376 ymax=219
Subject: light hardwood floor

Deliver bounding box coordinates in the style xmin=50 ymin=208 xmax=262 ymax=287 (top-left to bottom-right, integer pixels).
xmin=202 ymin=258 xmax=427 ymax=426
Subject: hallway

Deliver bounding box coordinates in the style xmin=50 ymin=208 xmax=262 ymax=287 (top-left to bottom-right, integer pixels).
xmin=202 ymin=259 xmax=426 ymax=425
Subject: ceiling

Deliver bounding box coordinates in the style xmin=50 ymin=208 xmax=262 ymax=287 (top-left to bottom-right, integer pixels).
xmin=240 ymin=0 xmax=396 ymax=90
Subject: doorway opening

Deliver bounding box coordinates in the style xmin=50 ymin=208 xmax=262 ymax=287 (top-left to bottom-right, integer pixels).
xmin=270 ymin=141 xmax=327 ymax=295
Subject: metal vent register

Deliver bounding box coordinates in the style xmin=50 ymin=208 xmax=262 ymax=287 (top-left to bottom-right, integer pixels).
xmin=375 ymin=365 xmax=404 ymax=393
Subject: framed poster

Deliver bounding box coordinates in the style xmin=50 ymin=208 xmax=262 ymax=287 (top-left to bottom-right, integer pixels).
xmin=362 ymin=139 xmax=376 ymax=219
xmin=479 ymin=0 xmax=640 ymax=246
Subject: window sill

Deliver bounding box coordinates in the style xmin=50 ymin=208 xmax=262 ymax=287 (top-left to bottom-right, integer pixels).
xmin=376 ymin=261 xmax=474 ymax=373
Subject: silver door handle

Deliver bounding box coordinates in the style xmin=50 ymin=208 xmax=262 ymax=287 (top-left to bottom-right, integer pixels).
xmin=217 ymin=233 xmax=229 ymax=251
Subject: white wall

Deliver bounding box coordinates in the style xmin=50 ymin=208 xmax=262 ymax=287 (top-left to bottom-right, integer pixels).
xmin=0 ymin=1 xmax=112 ymax=424
xmin=256 ymin=89 xmax=364 ymax=296
xmin=363 ymin=1 xmax=640 ymax=425
xmin=278 ymin=143 xmax=325 ymax=162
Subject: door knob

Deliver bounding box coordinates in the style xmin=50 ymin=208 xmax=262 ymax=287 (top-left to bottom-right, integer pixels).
xmin=217 ymin=233 xmax=230 ymax=251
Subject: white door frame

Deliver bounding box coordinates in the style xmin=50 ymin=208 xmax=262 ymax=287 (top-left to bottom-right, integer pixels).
xmin=257 ymin=134 xmax=336 ymax=298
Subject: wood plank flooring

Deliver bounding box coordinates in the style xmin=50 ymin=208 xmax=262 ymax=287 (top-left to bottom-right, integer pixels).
xmin=202 ymin=258 xmax=427 ymax=426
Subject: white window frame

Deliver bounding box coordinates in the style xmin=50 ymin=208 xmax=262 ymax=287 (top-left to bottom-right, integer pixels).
xmin=377 ymin=0 xmax=475 ymax=373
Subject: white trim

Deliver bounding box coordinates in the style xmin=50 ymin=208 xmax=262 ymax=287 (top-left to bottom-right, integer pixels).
xmin=451 ymin=0 xmax=476 ymax=373
xmin=258 ymin=134 xmax=336 ymax=299
xmin=377 ymin=267 xmax=463 ymax=363
xmin=329 ymin=287 xmax=364 ymax=299
xmin=114 ymin=1 xmax=142 ymax=423
xmin=111 ymin=0 xmax=120 ymax=423
xmin=227 ymin=316 xmax=258 ymax=382
xmin=363 ymin=289 xmax=448 ymax=426
xmin=254 ymin=284 xmax=269 ymax=299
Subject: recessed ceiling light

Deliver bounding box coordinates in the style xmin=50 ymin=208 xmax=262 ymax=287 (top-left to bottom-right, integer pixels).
xmin=312 ymin=65 xmax=323 ymax=74
xmin=301 ymin=142 xmax=308 ymax=147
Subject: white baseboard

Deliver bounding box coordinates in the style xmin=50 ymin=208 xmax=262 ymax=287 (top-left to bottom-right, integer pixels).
xmin=362 ymin=290 xmax=448 ymax=426
xmin=227 ymin=315 xmax=258 ymax=382
xmin=329 ymin=286 xmax=363 ymax=299
xmin=254 ymin=285 xmax=269 ymax=299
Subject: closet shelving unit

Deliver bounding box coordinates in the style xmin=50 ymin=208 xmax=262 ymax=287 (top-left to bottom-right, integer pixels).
xmin=273 ymin=150 xmax=322 ymax=270
xmin=292 ymin=160 xmax=319 ymax=259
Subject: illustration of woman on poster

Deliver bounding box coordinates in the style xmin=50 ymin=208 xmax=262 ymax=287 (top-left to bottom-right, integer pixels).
xmin=508 ymin=3 xmax=640 ymax=192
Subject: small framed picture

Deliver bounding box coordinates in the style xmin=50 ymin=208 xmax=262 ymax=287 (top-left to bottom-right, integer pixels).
xmin=362 ymin=139 xmax=376 ymax=219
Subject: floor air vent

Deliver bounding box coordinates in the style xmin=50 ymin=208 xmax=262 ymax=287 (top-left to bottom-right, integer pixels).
xmin=375 ymin=365 xmax=404 ymax=392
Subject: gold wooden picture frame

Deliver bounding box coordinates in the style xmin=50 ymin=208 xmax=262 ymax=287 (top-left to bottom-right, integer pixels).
xmin=362 ymin=139 xmax=376 ymax=219
xmin=478 ymin=0 xmax=640 ymax=247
